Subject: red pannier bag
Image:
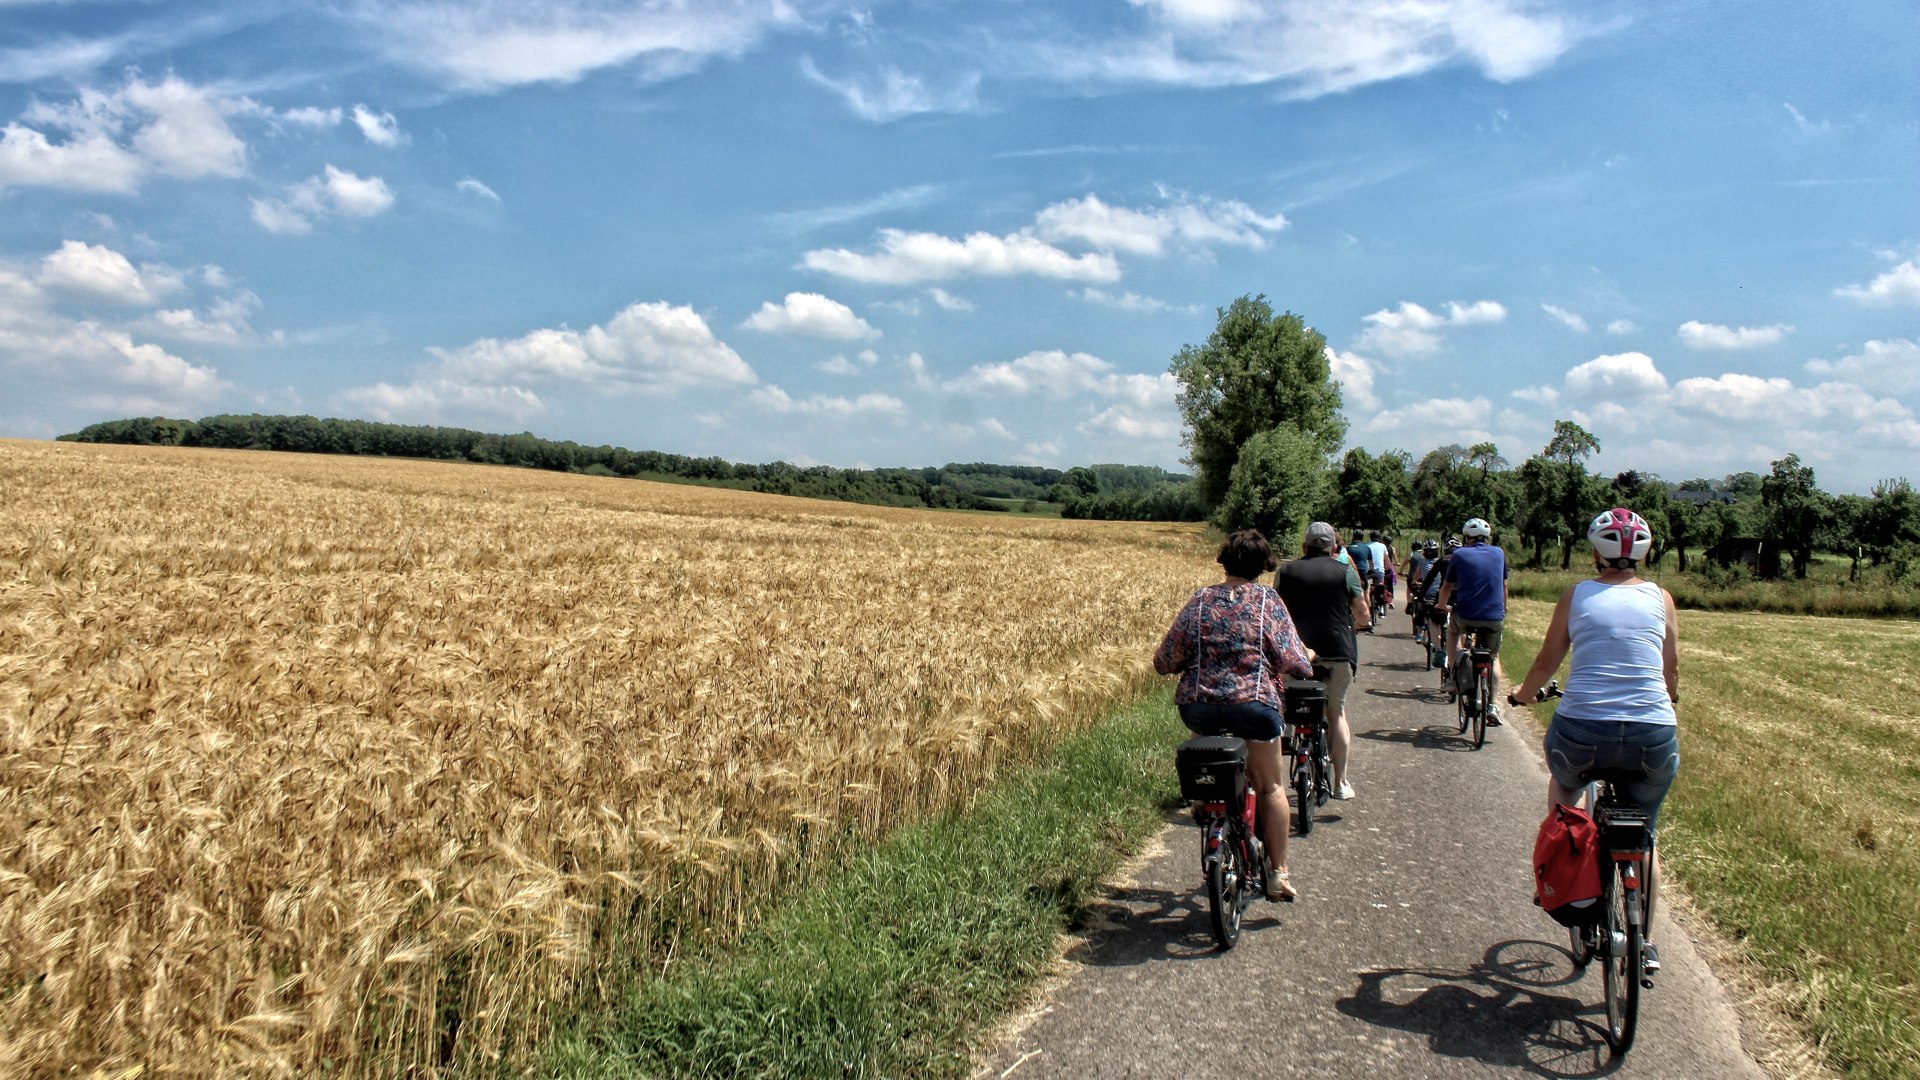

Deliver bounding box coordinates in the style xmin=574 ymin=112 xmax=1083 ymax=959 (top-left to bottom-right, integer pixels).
xmin=1533 ymin=803 xmax=1604 ymax=926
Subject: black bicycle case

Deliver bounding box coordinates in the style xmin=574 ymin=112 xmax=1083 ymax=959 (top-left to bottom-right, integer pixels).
xmin=1175 ymin=736 xmax=1247 ymax=802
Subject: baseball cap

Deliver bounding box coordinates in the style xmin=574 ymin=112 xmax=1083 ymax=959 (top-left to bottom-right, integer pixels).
xmin=1304 ymin=521 xmax=1338 ymax=551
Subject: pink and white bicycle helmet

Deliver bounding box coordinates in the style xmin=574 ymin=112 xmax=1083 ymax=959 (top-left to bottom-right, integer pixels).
xmin=1588 ymin=507 xmax=1652 ymax=566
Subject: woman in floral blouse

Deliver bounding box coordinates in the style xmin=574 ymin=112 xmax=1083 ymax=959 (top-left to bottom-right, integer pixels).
xmin=1154 ymin=529 xmax=1317 ymax=901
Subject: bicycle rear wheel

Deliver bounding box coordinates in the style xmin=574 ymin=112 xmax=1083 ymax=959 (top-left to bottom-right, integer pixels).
xmin=1206 ymin=833 xmax=1244 ymax=950
xmin=1471 ymin=667 xmax=1489 ymax=748
xmin=1293 ymin=753 xmax=1314 ymax=835
xmin=1602 ymin=867 xmax=1643 ymax=1057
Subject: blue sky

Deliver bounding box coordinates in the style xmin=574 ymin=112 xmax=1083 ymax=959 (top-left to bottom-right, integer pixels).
xmin=1 ymin=0 xmax=1915 ymax=492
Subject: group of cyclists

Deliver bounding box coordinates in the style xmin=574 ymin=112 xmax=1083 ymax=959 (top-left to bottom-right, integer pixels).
xmin=1154 ymin=507 xmax=1682 ymax=937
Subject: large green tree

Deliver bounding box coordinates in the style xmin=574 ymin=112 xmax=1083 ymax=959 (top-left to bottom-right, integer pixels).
xmin=1214 ymin=425 xmax=1332 ymax=548
xmin=1761 ymin=453 xmax=1830 ymax=579
xmin=1327 ymin=447 xmax=1412 ymax=533
xmin=1170 ymin=295 xmax=1346 ymax=512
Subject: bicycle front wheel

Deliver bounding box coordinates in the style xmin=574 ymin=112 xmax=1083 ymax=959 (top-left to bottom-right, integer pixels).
xmin=1602 ymin=870 xmax=1643 ymax=1057
xmin=1207 ymin=838 xmax=1243 ymax=950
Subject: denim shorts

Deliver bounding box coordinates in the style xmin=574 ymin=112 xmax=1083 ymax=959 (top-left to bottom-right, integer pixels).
xmin=1179 ymin=700 xmax=1283 ymax=742
xmin=1544 ymin=712 xmax=1680 ymax=832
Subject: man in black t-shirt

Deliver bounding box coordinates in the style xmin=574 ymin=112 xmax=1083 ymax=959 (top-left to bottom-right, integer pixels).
xmin=1275 ymin=521 xmax=1372 ymax=800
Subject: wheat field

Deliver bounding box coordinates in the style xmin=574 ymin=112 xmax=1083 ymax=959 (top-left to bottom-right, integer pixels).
xmin=0 ymin=439 xmax=1212 ymax=1077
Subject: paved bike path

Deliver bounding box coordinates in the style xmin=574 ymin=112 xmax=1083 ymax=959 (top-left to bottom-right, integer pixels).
xmin=977 ymin=596 xmax=1767 ymax=1080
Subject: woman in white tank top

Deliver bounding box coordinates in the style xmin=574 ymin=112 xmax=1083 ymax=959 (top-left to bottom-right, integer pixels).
xmin=1509 ymin=509 xmax=1680 ymax=964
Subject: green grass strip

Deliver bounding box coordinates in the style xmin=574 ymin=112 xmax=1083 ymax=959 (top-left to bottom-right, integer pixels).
xmin=537 ymin=688 xmax=1185 ymax=1079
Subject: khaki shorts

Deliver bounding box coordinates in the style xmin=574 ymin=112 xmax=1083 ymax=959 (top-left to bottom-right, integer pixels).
xmin=1319 ymin=662 xmax=1355 ymax=713
xmin=1455 ymin=618 xmax=1504 ymax=655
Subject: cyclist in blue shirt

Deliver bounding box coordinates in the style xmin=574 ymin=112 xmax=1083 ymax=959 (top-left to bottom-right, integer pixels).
xmin=1437 ymin=517 xmax=1510 ymax=721
xmin=1346 ymin=535 xmax=1381 ymax=630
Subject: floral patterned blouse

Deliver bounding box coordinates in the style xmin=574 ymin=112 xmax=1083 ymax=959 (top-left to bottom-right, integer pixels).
xmin=1153 ymin=582 xmax=1315 ymax=710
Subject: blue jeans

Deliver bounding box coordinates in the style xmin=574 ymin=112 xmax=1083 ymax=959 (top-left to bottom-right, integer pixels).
xmin=1179 ymin=700 xmax=1284 ymax=742
xmin=1544 ymin=713 xmax=1679 ymax=833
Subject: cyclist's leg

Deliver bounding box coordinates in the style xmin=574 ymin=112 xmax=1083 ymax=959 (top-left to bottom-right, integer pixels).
xmin=1321 ymin=662 xmax=1355 ymax=792
xmin=1245 ymin=737 xmax=1290 ymax=875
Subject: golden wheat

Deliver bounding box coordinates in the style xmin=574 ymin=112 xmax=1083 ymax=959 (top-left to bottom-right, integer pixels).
xmin=0 ymin=439 xmax=1212 ymax=1076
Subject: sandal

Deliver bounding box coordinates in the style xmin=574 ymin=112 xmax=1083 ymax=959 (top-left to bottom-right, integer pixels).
xmin=1266 ymin=868 xmax=1298 ymax=902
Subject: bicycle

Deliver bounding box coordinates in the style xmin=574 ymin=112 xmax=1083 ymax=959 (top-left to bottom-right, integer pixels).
xmin=1367 ymin=577 xmax=1389 ymax=631
xmin=1175 ymin=736 xmax=1268 ymax=950
xmin=1284 ymin=674 xmax=1331 ymax=836
xmin=1452 ymin=624 xmax=1496 ymax=749
xmin=1408 ymin=590 xmax=1427 ymax=644
xmin=1523 ymin=684 xmax=1658 ymax=1060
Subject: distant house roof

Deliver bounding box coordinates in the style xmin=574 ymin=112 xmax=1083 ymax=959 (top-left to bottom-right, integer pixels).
xmin=1672 ymin=489 xmax=1735 ymax=505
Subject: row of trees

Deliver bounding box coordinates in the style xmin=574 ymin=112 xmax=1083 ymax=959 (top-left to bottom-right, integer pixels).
xmin=1171 ymin=296 xmax=1920 ymax=578
xmin=58 ymin=414 xmax=1193 ymax=517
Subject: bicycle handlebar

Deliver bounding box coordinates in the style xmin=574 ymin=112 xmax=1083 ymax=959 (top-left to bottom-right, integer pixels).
xmin=1506 ymin=679 xmax=1561 ymax=707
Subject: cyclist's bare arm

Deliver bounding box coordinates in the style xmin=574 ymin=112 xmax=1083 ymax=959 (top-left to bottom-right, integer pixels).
xmin=1510 ymin=586 xmax=1577 ymax=704
xmin=1662 ymin=587 xmax=1680 ymax=703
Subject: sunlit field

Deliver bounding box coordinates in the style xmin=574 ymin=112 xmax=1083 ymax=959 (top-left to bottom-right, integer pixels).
xmin=1503 ymin=599 xmax=1920 ymax=1080
xmin=0 ymin=440 xmax=1212 ymax=1077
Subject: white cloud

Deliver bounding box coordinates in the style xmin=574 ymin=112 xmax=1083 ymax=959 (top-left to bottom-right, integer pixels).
xmin=903 ymin=351 xmax=935 ymax=389
xmin=1506 ymin=350 xmax=1920 ymax=491
xmin=1361 ymin=395 xmax=1497 ymax=444
xmin=818 ymin=348 xmax=879 ymax=375
xmin=1023 ymin=0 xmax=1583 ymax=99
xmin=1834 ymin=259 xmax=1920 ymax=307
xmin=277 ymin=106 xmax=345 ymax=129
xmin=1605 ymin=318 xmax=1635 ymax=335
xmin=343 ymin=301 xmax=754 ymax=426
xmin=252 ymin=165 xmax=395 ymax=234
xmin=37 ymin=240 xmax=182 ymax=306
xmin=351 ymin=104 xmax=407 ymax=146
xmin=1804 ymin=338 xmax=1920 ymax=395
xmin=802 ymin=228 xmax=1120 ymax=285
xmin=800 ymin=191 xmax=1277 ymax=287
xmin=800 ymin=56 xmax=981 ymax=121
xmin=1075 ymin=287 xmax=1191 ymax=313
xmin=6 ymin=76 xmax=250 ymax=194
xmin=944 ymin=349 xmax=1113 ymax=397
xmin=342 ymin=379 xmax=547 ymax=424
xmin=926 ymin=287 xmax=974 ymax=312
xmin=1783 ymin=102 xmax=1831 ymax=134
xmin=457 ymin=177 xmax=500 ymax=200
xmin=0 ymin=125 xmax=144 ymax=192
xmin=1541 ymin=303 xmax=1587 ymax=333
xmin=1034 ymin=193 xmax=1285 ymax=254
xmin=1676 ymin=320 xmax=1791 ymax=350
xmin=742 ymin=291 xmax=879 ymax=340
xmin=356 ymin=0 xmax=813 ymax=91
xmin=0 ymin=264 xmax=228 ymax=410
xmin=143 ymin=291 xmax=266 ymax=346
xmin=430 ymin=301 xmax=755 ymax=390
xmin=749 ymin=385 xmax=907 ymax=416
xmin=1326 ymin=348 xmax=1380 ymax=411
xmin=1355 ymin=298 xmax=1506 ymax=356
xmin=1562 ymin=351 xmax=1667 ymax=399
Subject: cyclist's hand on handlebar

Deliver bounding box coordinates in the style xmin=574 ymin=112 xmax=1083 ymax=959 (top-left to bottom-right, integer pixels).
xmin=1508 ymin=680 xmax=1560 ymax=707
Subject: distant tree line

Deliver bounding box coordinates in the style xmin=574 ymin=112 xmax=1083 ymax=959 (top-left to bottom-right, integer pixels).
xmin=1171 ymin=295 xmax=1920 ymax=579
xmin=58 ymin=414 xmax=1197 ymax=517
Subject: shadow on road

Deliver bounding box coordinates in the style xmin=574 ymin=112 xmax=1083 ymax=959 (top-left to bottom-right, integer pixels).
xmin=1356 ymin=725 xmax=1478 ymax=753
xmin=1369 ymin=659 xmax=1430 ymax=672
xmin=1066 ymin=882 xmax=1288 ymax=966
xmin=1336 ymin=939 xmax=1620 ymax=1078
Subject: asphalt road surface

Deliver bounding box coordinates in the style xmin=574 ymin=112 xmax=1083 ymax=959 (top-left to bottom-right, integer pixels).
xmin=977 ymin=592 xmax=1767 ymax=1080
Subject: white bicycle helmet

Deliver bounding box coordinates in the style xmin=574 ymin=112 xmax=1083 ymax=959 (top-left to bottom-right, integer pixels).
xmin=1588 ymin=507 xmax=1652 ymax=566
xmin=1462 ymin=517 xmax=1492 ymax=540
